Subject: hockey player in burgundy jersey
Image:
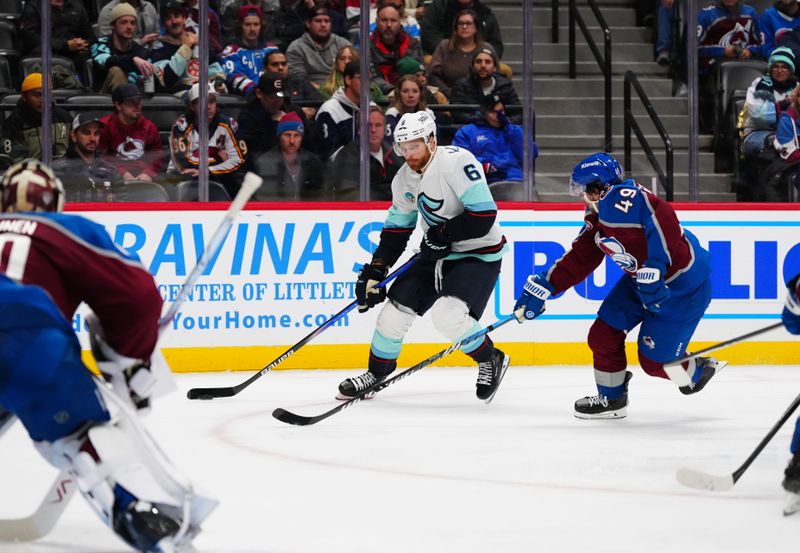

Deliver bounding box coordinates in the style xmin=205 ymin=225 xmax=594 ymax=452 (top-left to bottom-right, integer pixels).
xmin=0 ymin=160 xmax=216 ymax=551
xmin=515 ymin=153 xmax=723 ymax=419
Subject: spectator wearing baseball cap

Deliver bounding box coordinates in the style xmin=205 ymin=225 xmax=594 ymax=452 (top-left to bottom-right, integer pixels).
xmin=52 ymin=112 xmax=123 ymax=197
xmin=285 ymin=2 xmax=353 ymax=88
xmin=99 ymin=83 xmax=164 ymax=182
xmin=90 ymin=2 xmax=155 ymax=93
xmin=252 ymin=112 xmax=326 ymax=200
xmin=237 ymin=71 xmax=316 ymax=158
xmin=97 ymin=0 xmax=160 ymax=43
xmin=1 ymin=73 xmax=72 ymax=162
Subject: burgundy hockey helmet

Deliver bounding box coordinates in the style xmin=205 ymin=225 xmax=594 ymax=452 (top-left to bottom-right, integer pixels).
xmin=0 ymin=160 xmax=65 ymax=213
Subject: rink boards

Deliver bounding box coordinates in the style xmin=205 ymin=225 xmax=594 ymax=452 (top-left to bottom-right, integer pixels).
xmin=66 ymin=202 xmax=800 ymax=371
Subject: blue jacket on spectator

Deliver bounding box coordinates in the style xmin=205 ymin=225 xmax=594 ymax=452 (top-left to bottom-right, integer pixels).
xmin=758 ymin=3 xmax=800 ymax=58
xmin=698 ymin=2 xmax=760 ymax=73
xmin=452 ymin=113 xmax=530 ymax=183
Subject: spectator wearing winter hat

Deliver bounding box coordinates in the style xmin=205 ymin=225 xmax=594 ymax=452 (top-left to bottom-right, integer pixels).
xmin=220 ymin=6 xmax=281 ymax=97
xmin=99 ymin=83 xmax=165 ymax=182
xmin=253 ymin=112 xmax=326 ymax=200
xmin=286 ymin=5 xmax=353 ymax=88
xmin=449 ymin=46 xmax=520 ymax=124
xmin=98 ymin=0 xmax=160 ymax=44
xmin=427 ymin=9 xmax=494 ymax=98
xmin=370 ymin=4 xmax=424 ymax=94
xmin=742 ymin=46 xmax=798 ymax=158
xmin=1 ymin=73 xmax=72 ymax=163
xmin=91 ymin=2 xmax=155 ymax=93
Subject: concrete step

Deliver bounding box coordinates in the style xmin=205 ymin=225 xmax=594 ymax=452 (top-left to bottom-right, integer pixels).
xmin=535 ymin=134 xmax=713 ymax=150
xmin=512 ymin=25 xmax=652 ymax=43
xmin=535 ymin=150 xmax=716 ymax=173
xmin=494 ymin=6 xmax=637 ymax=27
xmin=524 ymin=60 xmax=670 ymax=76
xmin=524 ymin=76 xmax=673 ymax=97
xmin=533 ymin=96 xmax=687 ymax=115
xmin=513 ymin=42 xmax=656 ymax=63
xmin=536 ymin=114 xmax=695 ymax=136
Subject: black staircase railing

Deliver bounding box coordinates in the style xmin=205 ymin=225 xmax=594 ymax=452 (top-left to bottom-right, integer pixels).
xmin=568 ymin=0 xmax=612 ymax=150
xmin=552 ymin=0 xmax=559 ymax=44
xmin=623 ymin=70 xmax=674 ymax=201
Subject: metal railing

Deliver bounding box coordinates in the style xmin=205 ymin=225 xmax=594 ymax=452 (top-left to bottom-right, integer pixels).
xmin=552 ymin=0 xmax=559 ymax=44
xmin=568 ymin=0 xmax=612 ymax=150
xmin=623 ymin=70 xmax=674 ymax=201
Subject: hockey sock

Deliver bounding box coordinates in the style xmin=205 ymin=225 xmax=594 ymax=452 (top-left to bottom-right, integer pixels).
xmin=465 ymin=336 xmax=495 ymax=364
xmin=597 ymin=383 xmax=625 ymax=400
xmin=367 ymin=351 xmax=397 ymax=377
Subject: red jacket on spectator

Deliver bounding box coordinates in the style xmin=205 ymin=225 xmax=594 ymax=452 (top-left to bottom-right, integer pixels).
xmin=99 ymin=114 xmax=164 ymax=179
xmin=370 ymin=29 xmax=423 ymax=94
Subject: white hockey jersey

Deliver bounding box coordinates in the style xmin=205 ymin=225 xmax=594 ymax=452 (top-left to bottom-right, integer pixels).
xmin=384 ymin=145 xmax=508 ymax=262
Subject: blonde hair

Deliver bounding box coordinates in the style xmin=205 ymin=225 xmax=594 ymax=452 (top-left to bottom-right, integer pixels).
xmin=390 ymin=74 xmax=427 ymax=114
xmin=321 ymin=45 xmax=357 ymax=96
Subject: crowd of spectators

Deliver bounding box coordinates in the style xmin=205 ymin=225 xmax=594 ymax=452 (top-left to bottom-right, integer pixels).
xmin=0 ymin=0 xmax=530 ymax=201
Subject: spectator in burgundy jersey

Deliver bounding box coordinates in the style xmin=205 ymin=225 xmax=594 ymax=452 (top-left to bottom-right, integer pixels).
xmin=99 ymin=84 xmax=165 ymax=182
xmin=53 ymin=113 xmax=123 ymax=199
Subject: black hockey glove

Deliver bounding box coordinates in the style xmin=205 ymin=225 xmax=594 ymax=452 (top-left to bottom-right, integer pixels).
xmin=420 ymin=225 xmax=452 ymax=261
xmin=356 ymin=262 xmax=389 ymax=313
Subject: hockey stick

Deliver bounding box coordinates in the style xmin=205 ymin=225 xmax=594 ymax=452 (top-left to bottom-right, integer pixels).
xmin=0 ymin=174 xmax=261 ymax=543
xmin=186 ymin=256 xmax=418 ymax=400
xmin=272 ymin=313 xmax=518 ymax=426
xmin=676 ymin=391 xmax=800 ymax=492
xmin=663 ymin=321 xmax=784 ymax=387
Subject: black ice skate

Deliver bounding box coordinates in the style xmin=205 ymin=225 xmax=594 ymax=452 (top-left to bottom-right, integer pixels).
xmin=783 ymin=452 xmax=800 ymax=516
xmin=337 ymin=370 xmax=386 ymax=400
xmin=475 ymin=348 xmax=510 ymax=403
xmin=574 ymin=371 xmax=632 ymax=419
xmin=679 ymin=357 xmax=724 ymax=395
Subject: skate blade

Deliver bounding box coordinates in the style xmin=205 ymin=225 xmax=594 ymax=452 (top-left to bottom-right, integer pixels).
xmin=335 ymin=390 xmax=377 ymax=401
xmin=783 ymin=493 xmax=800 ymax=516
xmin=574 ymin=407 xmax=627 ymax=420
xmin=484 ymin=355 xmax=511 ymax=404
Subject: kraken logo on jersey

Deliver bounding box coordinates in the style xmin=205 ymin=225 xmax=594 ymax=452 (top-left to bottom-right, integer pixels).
xmin=594 ymin=234 xmax=638 ymax=274
xmin=417 ymin=193 xmax=447 ymax=227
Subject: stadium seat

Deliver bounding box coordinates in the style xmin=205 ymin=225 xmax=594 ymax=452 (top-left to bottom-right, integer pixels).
xmin=65 ymin=94 xmax=113 ymax=119
xmin=114 ymin=180 xmax=171 ymax=202
xmin=175 ymin=179 xmax=231 ymax=201
xmin=0 ymin=92 xmax=19 ymax=120
xmin=714 ymin=59 xmax=767 ymax=136
xmin=20 ymin=55 xmax=77 ymax=81
xmin=142 ymin=93 xmax=184 ymax=133
xmin=0 ymin=0 xmax=21 ymax=19
xmin=215 ymin=93 xmax=246 ymax=114
xmin=0 ymin=56 xmax=12 ymax=95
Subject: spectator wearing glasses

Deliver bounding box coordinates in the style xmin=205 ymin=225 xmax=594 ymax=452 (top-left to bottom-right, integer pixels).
xmin=420 ymin=0 xmax=503 ymax=58
xmin=428 ymin=9 xmax=493 ymax=98
xmin=99 ymin=84 xmax=164 ymax=183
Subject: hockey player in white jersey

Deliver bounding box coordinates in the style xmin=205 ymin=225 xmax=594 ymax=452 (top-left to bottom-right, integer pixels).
xmin=338 ymin=111 xmax=511 ymax=402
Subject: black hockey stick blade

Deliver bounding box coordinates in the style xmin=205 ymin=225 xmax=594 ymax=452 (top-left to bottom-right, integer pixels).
xmin=272 ymin=313 xmax=518 ymax=426
xmin=676 ymin=391 xmax=800 ymax=492
xmin=186 ymin=256 xmax=417 ymax=400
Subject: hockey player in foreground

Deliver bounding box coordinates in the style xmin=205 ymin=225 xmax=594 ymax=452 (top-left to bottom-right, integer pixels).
xmin=338 ymin=111 xmax=511 ymax=402
xmin=514 ymin=153 xmax=723 ymax=419
xmin=781 ymin=273 xmax=800 ymax=515
xmin=0 ymin=161 xmax=215 ymax=551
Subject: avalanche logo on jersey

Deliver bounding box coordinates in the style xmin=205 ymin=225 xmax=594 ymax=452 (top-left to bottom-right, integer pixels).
xmin=417 ymin=193 xmax=447 ymax=227
xmin=642 ymin=335 xmax=655 ymax=350
xmin=594 ymin=233 xmax=638 ymax=274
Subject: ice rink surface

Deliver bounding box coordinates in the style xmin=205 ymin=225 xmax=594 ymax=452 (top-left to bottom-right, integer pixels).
xmin=2 ymin=364 xmax=800 ymax=553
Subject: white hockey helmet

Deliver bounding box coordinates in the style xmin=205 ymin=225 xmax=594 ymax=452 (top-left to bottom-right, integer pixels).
xmin=393 ymin=111 xmax=436 ymax=154
xmin=0 ymin=160 xmax=65 ymax=213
